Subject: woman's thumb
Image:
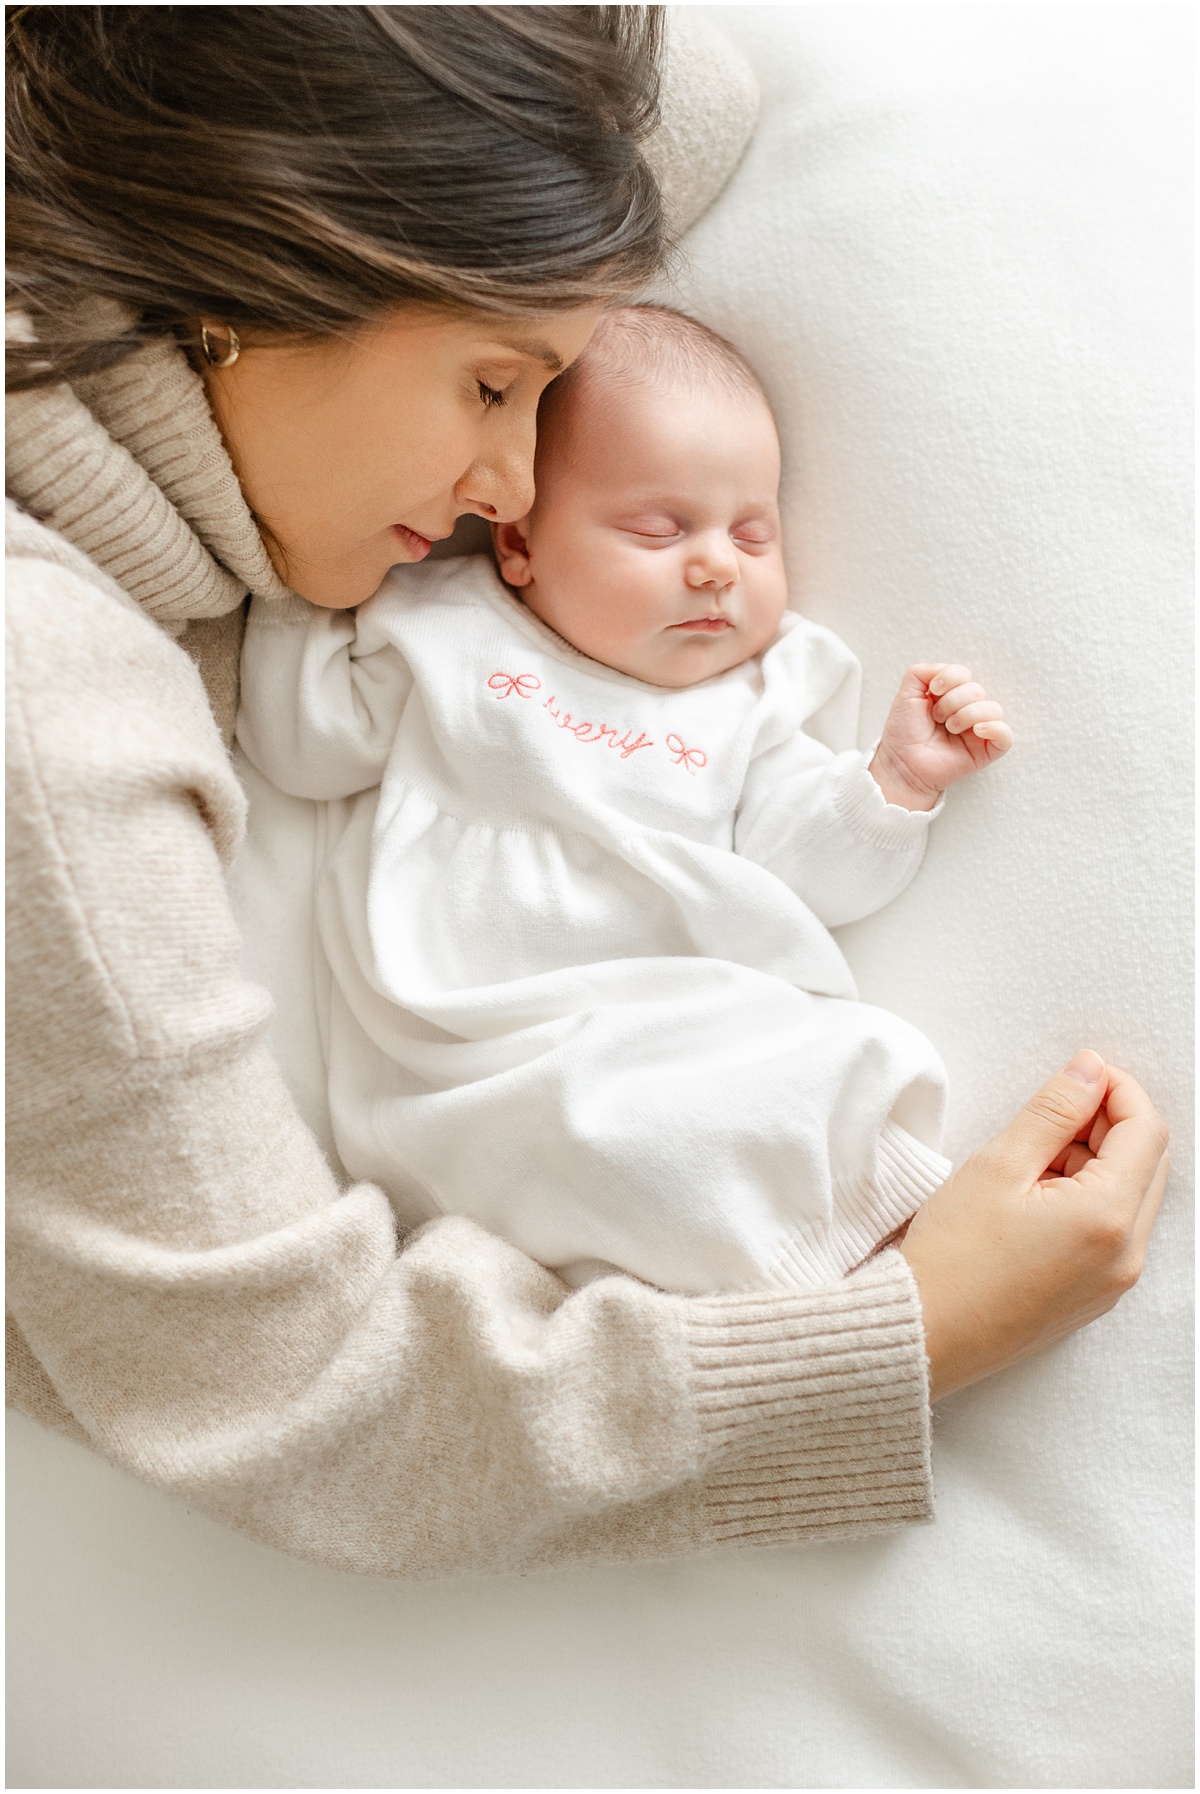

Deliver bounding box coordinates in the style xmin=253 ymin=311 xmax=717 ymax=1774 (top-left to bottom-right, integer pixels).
xmin=988 ymin=1051 xmax=1108 ymax=1178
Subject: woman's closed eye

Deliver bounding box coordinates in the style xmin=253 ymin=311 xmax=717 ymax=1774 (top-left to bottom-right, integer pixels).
xmin=478 ymin=380 xmax=507 ymax=409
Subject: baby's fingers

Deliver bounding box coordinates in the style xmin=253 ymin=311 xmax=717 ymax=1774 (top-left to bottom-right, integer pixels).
xmin=970 ymin=720 xmax=1013 ymax=752
xmin=944 ymin=699 xmax=1003 ymax=735
xmin=925 ymin=666 xmax=973 ymax=704
xmin=932 ymin=681 xmax=986 ymax=722
xmin=925 ymin=670 xmax=975 ymax=710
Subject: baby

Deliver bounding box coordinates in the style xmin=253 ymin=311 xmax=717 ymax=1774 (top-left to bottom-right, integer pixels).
xmin=237 ymin=306 xmax=1011 ymax=1295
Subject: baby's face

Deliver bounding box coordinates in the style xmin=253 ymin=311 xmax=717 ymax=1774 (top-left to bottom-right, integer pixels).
xmin=494 ymin=378 xmax=788 ymax=687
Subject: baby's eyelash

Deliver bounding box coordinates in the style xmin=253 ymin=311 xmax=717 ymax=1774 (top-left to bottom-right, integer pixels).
xmin=478 ymin=381 xmax=506 ymax=408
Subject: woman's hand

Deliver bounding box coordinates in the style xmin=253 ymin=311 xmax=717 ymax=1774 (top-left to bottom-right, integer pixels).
xmin=900 ymin=1051 xmax=1169 ymax=1400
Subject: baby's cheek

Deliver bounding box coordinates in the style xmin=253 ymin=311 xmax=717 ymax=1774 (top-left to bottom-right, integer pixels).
xmin=752 ymin=573 xmax=790 ymax=630
xmin=589 ymin=558 xmax=663 ymax=628
xmin=560 ymin=581 xmax=644 ymax=659
xmin=600 ymin=596 xmax=658 ymax=658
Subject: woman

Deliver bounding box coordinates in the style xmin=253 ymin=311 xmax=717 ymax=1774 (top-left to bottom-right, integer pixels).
xmin=6 ymin=5 xmax=1168 ymax=1578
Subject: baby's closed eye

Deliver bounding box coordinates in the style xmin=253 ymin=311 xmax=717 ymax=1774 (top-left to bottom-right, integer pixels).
xmin=732 ymin=521 xmax=774 ymax=548
xmin=617 ymin=516 xmax=681 ymax=542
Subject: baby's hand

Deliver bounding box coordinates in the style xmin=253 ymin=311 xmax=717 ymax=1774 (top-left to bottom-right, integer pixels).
xmin=868 ymin=664 xmax=1013 ymax=811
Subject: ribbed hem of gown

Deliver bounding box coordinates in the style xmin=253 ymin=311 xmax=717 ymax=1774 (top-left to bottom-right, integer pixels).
xmin=763 ymin=1122 xmax=952 ymax=1289
xmin=683 ymin=1247 xmax=932 ymax=1546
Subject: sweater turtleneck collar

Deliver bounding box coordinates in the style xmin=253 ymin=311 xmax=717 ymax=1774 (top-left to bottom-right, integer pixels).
xmin=5 ymin=324 xmax=294 ymax=630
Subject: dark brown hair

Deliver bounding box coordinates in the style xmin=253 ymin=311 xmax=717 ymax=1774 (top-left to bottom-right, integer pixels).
xmin=5 ymin=4 xmax=666 ymax=390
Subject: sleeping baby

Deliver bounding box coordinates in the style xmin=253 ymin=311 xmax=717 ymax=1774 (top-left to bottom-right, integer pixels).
xmin=236 ymin=305 xmax=1012 ymax=1295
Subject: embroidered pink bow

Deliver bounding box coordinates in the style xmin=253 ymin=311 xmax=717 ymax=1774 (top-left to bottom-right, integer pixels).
xmin=487 ymin=672 xmax=542 ymax=700
xmin=666 ymin=733 xmax=707 ymax=774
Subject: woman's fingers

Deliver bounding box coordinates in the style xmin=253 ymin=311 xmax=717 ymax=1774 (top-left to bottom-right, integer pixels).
xmin=1044 ymin=1131 xmax=1094 ymax=1175
xmin=1099 ymin=1147 xmax=1170 ymax=1293
xmin=1128 ymin=1150 xmax=1171 ymax=1253
xmin=1050 ymin=1106 xmax=1109 ymax=1163
xmin=1045 ymin=1068 xmax=1167 ymax=1214
xmin=1065 ymin=1069 xmax=1170 ymax=1289
xmin=1058 ymin=1140 xmax=1095 ymax=1178
xmin=1087 ymin=1108 xmax=1112 ymax=1154
xmin=1092 ymin=1065 xmax=1171 ymax=1186
xmin=982 ymin=1050 xmax=1108 ymax=1183
xmin=1098 ymin=1062 xmax=1169 ymax=1140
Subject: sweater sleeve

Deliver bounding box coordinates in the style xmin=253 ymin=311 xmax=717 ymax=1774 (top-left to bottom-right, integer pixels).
xmin=6 ymin=549 xmax=934 ymax=1579
xmin=236 ymin=591 xmax=414 ymax=800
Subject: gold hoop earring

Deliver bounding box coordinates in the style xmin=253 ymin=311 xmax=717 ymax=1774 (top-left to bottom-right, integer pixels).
xmin=200 ymin=324 xmax=241 ymax=368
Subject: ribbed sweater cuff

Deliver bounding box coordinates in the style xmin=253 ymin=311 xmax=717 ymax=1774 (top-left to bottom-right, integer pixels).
xmin=683 ymin=1248 xmax=932 ymax=1547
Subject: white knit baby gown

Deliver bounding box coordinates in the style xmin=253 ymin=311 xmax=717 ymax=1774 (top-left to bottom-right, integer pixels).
xmin=237 ymin=555 xmax=951 ymax=1295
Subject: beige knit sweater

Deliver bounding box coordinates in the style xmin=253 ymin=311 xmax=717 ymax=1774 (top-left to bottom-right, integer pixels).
xmin=5 ymin=32 xmax=934 ymax=1580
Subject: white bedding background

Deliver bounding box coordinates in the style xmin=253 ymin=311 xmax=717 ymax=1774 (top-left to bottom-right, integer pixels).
xmin=7 ymin=7 xmax=1192 ymax=1787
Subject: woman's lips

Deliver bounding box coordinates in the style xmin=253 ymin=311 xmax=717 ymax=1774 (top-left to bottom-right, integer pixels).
xmin=391 ymin=523 xmax=434 ymax=560
xmin=671 ymin=617 xmax=732 ymax=633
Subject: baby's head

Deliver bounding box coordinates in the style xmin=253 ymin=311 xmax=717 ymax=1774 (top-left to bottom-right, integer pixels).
xmin=492 ymin=306 xmax=787 ymax=688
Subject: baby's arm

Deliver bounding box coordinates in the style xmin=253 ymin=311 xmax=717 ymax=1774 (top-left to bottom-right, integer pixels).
xmin=236 ymin=593 xmax=415 ymax=801
xmin=735 ymin=734 xmax=940 ymax=927
xmin=736 ymin=662 xmax=1012 ymax=926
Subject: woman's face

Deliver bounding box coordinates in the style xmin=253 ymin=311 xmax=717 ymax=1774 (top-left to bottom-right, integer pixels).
xmin=203 ymin=305 xmax=601 ymax=607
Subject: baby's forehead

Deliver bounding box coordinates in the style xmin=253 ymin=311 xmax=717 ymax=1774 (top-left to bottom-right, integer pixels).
xmin=586 ymin=364 xmax=773 ymax=423
xmin=543 ymin=371 xmax=781 ymax=497
xmin=536 ymin=304 xmax=776 ymax=470
xmin=580 ymin=304 xmax=765 ymax=401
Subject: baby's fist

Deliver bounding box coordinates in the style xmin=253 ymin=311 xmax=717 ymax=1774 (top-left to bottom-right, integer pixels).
xmin=869 ymin=664 xmax=1013 ymax=810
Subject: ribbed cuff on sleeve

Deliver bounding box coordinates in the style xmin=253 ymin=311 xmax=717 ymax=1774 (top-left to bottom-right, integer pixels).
xmin=832 ymin=756 xmax=945 ymax=849
xmin=682 ymin=1248 xmax=932 ymax=1548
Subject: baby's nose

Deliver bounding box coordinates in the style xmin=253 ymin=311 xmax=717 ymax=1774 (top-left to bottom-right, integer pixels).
xmin=685 ymin=535 xmax=739 ymax=587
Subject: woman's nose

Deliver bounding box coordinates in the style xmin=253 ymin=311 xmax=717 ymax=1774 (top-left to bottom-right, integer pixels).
xmin=456 ymin=422 xmax=537 ymax=524
xmin=684 ymin=532 xmax=739 ymax=590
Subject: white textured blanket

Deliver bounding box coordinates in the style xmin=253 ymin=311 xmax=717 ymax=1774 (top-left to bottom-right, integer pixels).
xmin=8 ymin=6 xmax=1191 ymax=1786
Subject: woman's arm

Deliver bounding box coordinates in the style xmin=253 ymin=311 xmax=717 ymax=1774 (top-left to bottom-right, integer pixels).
xmin=7 ymin=545 xmax=936 ymax=1576
xmin=236 ymin=592 xmax=415 ymax=800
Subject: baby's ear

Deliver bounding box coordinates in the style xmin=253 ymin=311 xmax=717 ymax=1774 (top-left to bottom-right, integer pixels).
xmin=491 ymin=519 xmax=534 ymax=589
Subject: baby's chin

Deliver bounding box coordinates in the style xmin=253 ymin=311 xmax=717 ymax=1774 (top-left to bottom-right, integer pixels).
xmin=650 ymin=617 xmax=789 ymax=687
xmin=625 ymin=634 xmax=773 ymax=689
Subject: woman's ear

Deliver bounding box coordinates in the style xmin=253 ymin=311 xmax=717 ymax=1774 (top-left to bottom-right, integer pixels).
xmin=491 ymin=518 xmax=534 ymax=588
